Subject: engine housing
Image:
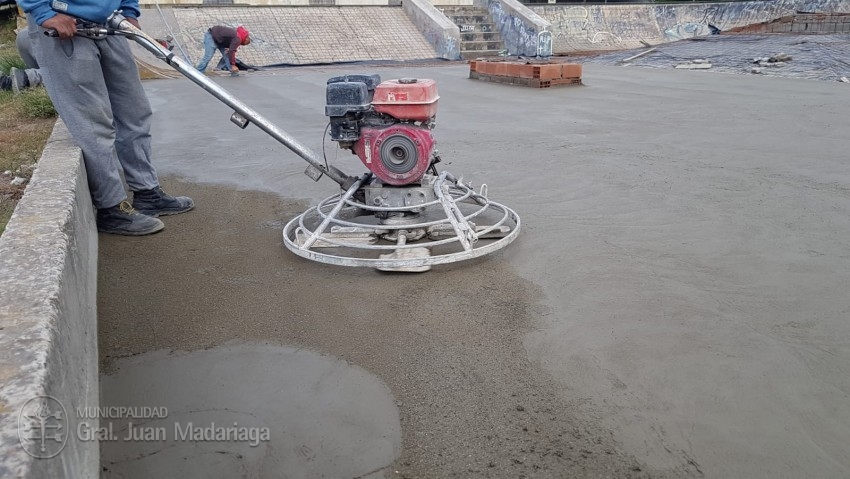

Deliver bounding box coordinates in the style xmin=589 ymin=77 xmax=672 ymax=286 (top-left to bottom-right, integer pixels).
xmin=325 ymin=75 xmax=439 ymax=186
xmin=353 ymin=125 xmax=435 ymax=186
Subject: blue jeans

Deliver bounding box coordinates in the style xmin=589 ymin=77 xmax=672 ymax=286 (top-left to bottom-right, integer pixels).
xmin=196 ymin=31 xmax=231 ymax=72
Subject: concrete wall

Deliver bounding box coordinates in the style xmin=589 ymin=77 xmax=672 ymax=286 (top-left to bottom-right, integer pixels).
xmin=729 ymin=12 xmax=850 ymax=33
xmin=478 ymin=0 xmax=552 ymax=56
xmin=404 ymin=0 xmax=462 ymax=60
xmin=0 ymin=121 xmax=99 ymax=478
xmin=530 ymin=0 xmax=850 ymax=54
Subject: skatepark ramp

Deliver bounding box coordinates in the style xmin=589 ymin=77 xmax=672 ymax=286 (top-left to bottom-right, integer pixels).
xmin=136 ymin=5 xmax=443 ymax=68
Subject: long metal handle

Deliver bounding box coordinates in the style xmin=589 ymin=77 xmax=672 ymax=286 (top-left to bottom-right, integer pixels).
xmin=106 ymin=12 xmax=353 ymax=188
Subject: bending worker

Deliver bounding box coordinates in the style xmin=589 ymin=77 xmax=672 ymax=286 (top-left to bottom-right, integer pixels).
xmin=196 ymin=25 xmax=251 ymax=75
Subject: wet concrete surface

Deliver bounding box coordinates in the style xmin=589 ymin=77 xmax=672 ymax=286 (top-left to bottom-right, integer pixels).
xmin=99 ymin=62 xmax=850 ymax=478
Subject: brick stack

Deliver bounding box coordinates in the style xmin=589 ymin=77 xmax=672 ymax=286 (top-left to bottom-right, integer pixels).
xmin=469 ymin=60 xmax=582 ymax=88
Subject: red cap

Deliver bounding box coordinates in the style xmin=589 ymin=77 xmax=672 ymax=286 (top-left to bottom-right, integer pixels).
xmin=236 ymin=26 xmax=250 ymax=43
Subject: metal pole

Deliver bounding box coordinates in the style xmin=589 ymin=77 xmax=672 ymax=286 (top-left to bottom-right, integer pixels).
xmin=107 ymin=13 xmax=353 ymax=188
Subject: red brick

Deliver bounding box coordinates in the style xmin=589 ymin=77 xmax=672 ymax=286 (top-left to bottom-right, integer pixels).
xmin=491 ymin=62 xmax=508 ymax=77
xmin=561 ymin=63 xmax=582 ymax=79
xmin=517 ymin=64 xmax=536 ymax=79
xmin=505 ymin=62 xmax=524 ymax=77
xmin=534 ymin=64 xmax=561 ymax=80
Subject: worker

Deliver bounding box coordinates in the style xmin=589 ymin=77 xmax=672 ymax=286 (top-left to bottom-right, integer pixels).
xmin=196 ymin=25 xmax=251 ymax=75
xmin=0 ymin=67 xmax=43 ymax=94
xmin=18 ymin=0 xmax=195 ymax=235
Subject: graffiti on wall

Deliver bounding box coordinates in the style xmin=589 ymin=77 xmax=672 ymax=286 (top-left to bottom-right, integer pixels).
xmin=661 ymin=1 xmax=796 ymax=40
xmin=663 ymin=23 xmax=717 ymax=40
xmin=488 ymin=0 xmax=541 ymax=57
xmin=548 ymin=6 xmax=622 ymax=46
xmin=405 ymin=3 xmax=461 ymax=60
xmin=538 ymin=30 xmax=552 ymax=57
xmin=533 ymin=0 xmax=850 ymax=54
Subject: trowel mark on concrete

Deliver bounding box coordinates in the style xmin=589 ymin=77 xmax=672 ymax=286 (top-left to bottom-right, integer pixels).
xmin=100 ymin=343 xmax=401 ymax=478
xmin=98 ymin=178 xmax=661 ymax=477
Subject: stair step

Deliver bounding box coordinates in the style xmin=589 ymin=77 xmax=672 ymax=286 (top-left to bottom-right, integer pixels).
xmin=461 ymin=40 xmax=504 ymax=51
xmin=439 ymin=7 xmax=489 ymax=14
xmin=453 ymin=14 xmax=497 ymax=23
xmin=456 ymin=22 xmax=497 ymax=32
xmin=461 ymin=50 xmax=504 ymax=60
xmin=460 ymin=31 xmax=502 ymax=41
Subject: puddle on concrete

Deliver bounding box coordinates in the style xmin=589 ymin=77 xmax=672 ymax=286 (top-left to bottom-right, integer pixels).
xmin=100 ymin=342 xmax=400 ymax=478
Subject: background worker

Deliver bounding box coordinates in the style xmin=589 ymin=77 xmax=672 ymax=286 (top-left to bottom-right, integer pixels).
xmin=196 ymin=25 xmax=251 ymax=75
xmin=2 ymin=29 xmax=43 ymax=94
xmin=0 ymin=67 xmax=43 ymax=94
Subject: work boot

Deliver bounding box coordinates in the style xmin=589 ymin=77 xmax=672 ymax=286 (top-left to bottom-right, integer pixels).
xmin=97 ymin=201 xmax=165 ymax=236
xmin=10 ymin=67 xmax=27 ymax=94
xmin=132 ymin=186 xmax=194 ymax=217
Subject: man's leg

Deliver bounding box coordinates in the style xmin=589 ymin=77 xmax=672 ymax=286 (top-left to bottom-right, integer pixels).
xmin=16 ymin=29 xmax=39 ymax=70
xmin=100 ymin=36 xmax=193 ymax=217
xmin=196 ymin=31 xmax=216 ymax=71
xmin=9 ymin=67 xmax=42 ymax=94
xmin=24 ymin=68 xmax=42 ymax=88
xmin=29 ymin=18 xmax=128 ymax=209
xmin=99 ymin=35 xmax=158 ymax=192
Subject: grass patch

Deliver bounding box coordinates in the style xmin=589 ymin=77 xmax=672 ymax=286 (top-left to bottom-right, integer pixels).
xmin=0 ymin=10 xmax=56 ymax=236
xmin=0 ymin=53 xmax=25 ymax=73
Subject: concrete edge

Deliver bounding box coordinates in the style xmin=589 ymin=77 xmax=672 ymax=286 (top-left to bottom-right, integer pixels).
xmin=479 ymin=0 xmax=552 ymax=57
xmin=0 ymin=120 xmax=99 ymax=478
xmin=404 ymin=0 xmax=462 ymax=60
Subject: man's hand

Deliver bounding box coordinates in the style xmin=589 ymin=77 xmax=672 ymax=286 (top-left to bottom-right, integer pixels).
xmin=43 ymin=14 xmax=77 ymax=39
xmin=125 ymin=17 xmax=140 ymax=30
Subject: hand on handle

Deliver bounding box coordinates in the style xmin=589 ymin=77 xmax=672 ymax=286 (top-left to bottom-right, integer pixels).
xmin=42 ymin=14 xmax=77 ymax=39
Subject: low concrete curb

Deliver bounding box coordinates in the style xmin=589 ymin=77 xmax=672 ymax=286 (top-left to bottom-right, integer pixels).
xmin=0 ymin=121 xmax=99 ymax=478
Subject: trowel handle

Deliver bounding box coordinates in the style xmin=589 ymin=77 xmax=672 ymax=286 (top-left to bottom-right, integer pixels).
xmin=103 ymin=10 xmax=354 ymax=189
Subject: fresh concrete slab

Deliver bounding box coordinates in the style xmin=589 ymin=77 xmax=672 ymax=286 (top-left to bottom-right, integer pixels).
xmin=100 ymin=343 xmax=401 ymax=478
xmin=98 ymin=63 xmax=850 ymax=478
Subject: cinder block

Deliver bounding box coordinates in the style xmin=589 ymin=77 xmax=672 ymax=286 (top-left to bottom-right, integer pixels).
xmin=560 ymin=63 xmax=582 ymax=79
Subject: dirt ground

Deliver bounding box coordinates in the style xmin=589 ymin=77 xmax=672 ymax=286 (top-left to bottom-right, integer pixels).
xmin=99 ymin=60 xmax=850 ymax=478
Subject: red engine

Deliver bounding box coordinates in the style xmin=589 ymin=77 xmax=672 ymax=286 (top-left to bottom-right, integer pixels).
xmin=325 ymin=76 xmax=439 ymax=186
xmin=352 ymin=125 xmax=435 ymax=186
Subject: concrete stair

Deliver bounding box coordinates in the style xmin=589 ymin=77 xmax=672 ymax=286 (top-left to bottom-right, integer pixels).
xmin=439 ymin=6 xmax=504 ymax=59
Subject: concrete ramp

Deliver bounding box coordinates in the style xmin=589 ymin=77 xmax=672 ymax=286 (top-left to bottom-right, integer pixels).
xmin=138 ymin=6 xmax=440 ymax=67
